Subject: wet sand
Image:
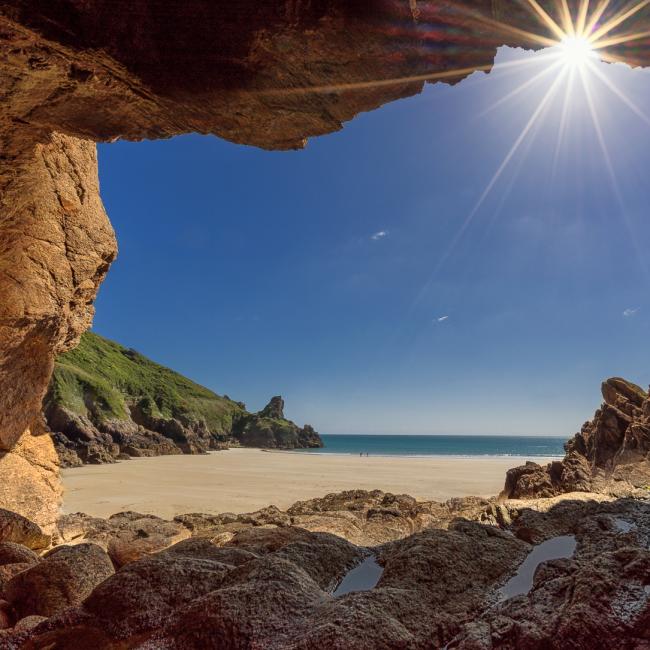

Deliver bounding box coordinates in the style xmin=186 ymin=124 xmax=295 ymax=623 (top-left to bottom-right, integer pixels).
xmin=61 ymin=448 xmax=559 ymax=519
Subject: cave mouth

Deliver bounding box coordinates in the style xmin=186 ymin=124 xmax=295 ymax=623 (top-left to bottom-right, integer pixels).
xmin=46 ymin=40 xmax=650 ymax=519
xmin=3 ymin=0 xmax=650 ymax=532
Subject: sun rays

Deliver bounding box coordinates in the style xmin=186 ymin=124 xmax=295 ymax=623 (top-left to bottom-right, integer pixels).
xmin=398 ymin=0 xmax=650 ymax=313
xmin=421 ymin=0 xmax=650 ymax=288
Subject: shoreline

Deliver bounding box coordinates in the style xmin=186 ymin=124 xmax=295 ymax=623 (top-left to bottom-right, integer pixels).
xmin=265 ymin=448 xmax=564 ymax=460
xmin=62 ymin=448 xmax=560 ymax=519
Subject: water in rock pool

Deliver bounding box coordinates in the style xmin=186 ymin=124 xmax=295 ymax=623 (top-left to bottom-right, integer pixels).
xmin=333 ymin=556 xmax=384 ymax=597
xmin=498 ymin=535 xmax=577 ymax=601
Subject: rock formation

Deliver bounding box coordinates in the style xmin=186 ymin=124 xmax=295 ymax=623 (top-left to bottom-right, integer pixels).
xmin=45 ymin=332 xmax=322 ymax=466
xmin=0 ymin=487 xmax=645 ymax=647
xmin=503 ymin=378 xmax=650 ymax=500
xmin=233 ymin=396 xmax=324 ymax=450
xmin=3 ymin=0 xmax=650 ymax=526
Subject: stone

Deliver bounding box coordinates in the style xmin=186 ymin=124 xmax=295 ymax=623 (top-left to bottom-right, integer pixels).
xmin=9 ymin=494 xmax=650 ymax=649
xmin=0 ymin=507 xmax=50 ymax=550
xmin=0 ymin=542 xmax=41 ymax=567
xmin=4 ymin=543 xmax=114 ymax=618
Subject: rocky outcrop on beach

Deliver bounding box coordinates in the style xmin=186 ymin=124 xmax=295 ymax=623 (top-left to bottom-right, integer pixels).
xmin=0 ymin=490 xmax=645 ymax=648
xmin=503 ymin=378 xmax=650 ymax=500
xmin=233 ymin=396 xmax=324 ymax=450
xmin=45 ymin=333 xmax=323 ymax=467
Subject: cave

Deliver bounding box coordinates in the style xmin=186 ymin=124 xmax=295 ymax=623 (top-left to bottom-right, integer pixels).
xmin=1 ymin=0 xmax=649 ymax=531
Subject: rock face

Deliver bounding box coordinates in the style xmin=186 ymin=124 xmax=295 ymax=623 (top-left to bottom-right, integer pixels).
xmin=45 ymin=332 xmax=323 ymax=466
xmin=503 ymin=378 xmax=650 ymax=500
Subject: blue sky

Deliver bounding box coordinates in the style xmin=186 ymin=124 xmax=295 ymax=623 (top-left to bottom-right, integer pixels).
xmin=94 ymin=46 xmax=650 ymax=436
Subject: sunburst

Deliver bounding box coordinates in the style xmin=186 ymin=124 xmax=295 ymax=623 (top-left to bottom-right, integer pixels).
xmin=409 ymin=0 xmax=650 ymax=306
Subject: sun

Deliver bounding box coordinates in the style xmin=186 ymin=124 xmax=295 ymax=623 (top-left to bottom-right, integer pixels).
xmin=558 ymin=35 xmax=596 ymax=68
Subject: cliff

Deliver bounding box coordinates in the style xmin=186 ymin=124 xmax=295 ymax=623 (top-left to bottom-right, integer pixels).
xmin=44 ymin=332 xmax=322 ymax=466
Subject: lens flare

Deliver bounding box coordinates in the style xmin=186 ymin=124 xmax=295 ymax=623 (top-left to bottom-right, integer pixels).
xmin=558 ymin=35 xmax=595 ymax=67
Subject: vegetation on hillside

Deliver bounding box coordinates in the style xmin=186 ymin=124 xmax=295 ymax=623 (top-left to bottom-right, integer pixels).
xmin=45 ymin=333 xmax=322 ymax=466
xmin=47 ymin=332 xmax=244 ymax=433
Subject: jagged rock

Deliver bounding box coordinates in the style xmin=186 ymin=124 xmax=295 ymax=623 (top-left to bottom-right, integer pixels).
xmin=260 ymin=396 xmax=285 ymax=419
xmin=175 ymin=505 xmax=291 ymax=534
xmin=79 ymin=552 xmax=233 ymax=641
xmin=0 ymin=564 xmax=34 ymax=596
xmin=4 ymin=543 xmax=114 ymax=618
xmin=287 ymin=490 xmax=494 ymax=546
xmin=503 ymin=378 xmax=650 ymax=500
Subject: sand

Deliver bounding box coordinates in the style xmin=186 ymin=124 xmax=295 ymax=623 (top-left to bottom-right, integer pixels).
xmin=61 ymin=448 xmax=559 ymax=519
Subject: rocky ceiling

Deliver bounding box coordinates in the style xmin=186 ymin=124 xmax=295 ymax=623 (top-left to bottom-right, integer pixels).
xmin=1 ymin=0 xmax=650 ymax=529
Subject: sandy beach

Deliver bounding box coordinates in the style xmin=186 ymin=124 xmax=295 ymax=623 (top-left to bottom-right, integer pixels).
xmin=61 ymin=448 xmax=559 ymax=519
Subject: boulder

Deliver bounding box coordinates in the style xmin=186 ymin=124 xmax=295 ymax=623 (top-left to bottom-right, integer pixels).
xmin=5 ymin=543 xmax=114 ymax=618
xmin=0 ymin=509 xmax=50 ymax=551
xmin=80 ymin=549 xmax=233 ymax=639
xmin=0 ymin=542 xmax=40 ymax=567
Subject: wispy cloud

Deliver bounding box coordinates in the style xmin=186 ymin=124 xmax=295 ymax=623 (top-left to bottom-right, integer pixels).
xmin=436 ymin=315 xmax=449 ymax=323
xmin=371 ymin=230 xmax=388 ymax=241
xmin=623 ymin=307 xmax=639 ymax=318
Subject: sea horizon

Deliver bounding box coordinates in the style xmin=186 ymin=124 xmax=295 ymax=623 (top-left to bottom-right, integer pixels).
xmin=293 ymin=434 xmax=566 ymax=458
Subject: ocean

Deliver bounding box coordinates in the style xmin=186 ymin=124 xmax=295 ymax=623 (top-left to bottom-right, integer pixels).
xmin=297 ymin=434 xmax=566 ymax=458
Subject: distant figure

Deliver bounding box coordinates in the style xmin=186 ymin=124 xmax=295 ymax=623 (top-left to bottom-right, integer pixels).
xmin=366 ymin=452 xmax=369 ymax=457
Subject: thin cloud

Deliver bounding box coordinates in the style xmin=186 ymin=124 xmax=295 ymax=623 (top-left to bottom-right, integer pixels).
xmin=623 ymin=307 xmax=639 ymax=318
xmin=371 ymin=230 xmax=388 ymax=241
xmin=436 ymin=315 xmax=449 ymax=323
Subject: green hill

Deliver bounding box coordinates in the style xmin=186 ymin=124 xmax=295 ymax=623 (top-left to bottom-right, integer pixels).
xmin=45 ymin=332 xmax=323 ymax=467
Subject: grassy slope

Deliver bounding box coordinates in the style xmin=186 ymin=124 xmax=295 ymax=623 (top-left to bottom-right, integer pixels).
xmin=47 ymin=332 xmax=243 ymax=433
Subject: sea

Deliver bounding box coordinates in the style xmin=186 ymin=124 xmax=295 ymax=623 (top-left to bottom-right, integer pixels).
xmin=296 ymin=434 xmax=566 ymax=458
